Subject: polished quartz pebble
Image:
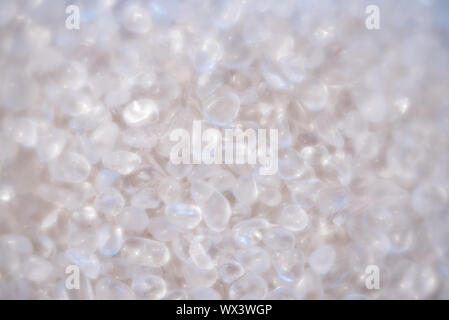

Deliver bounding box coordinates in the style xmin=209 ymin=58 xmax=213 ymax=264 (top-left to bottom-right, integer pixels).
xmin=147 ymin=216 xmax=179 ymax=242
xmin=232 ymin=218 xmax=270 ymax=247
xmin=412 ymin=184 xmax=447 ymax=215
xmin=203 ymin=92 xmax=240 ymax=127
xmin=65 ymin=248 xmax=100 ymax=279
xmin=228 ymin=274 xmax=268 ymax=299
xmin=131 ymin=187 xmax=160 ymax=209
xmin=0 ymin=184 xmax=15 ymax=203
xmin=308 ymin=245 xmax=336 ymax=275
xmin=182 ymin=261 xmax=218 ymax=288
xmin=132 ymin=274 xmax=167 ymax=300
xmin=3 ymin=117 xmax=37 ymax=148
xmin=23 ymin=255 xmax=53 ymax=282
xmin=191 ymin=38 xmax=223 ymax=73
xmin=262 ymin=227 xmax=295 ymax=251
xmin=232 ymin=175 xmax=258 ymax=205
xmin=165 ymin=203 xmax=202 ymax=229
xmin=50 ymin=152 xmax=91 ymax=183
xmin=97 ymin=225 xmax=124 ymax=256
xmin=190 ymin=287 xmax=222 ymax=300
xmin=235 ymin=246 xmax=271 ymax=273
xmin=121 ymin=1 xmax=152 ymax=34
xmin=121 ymin=237 xmax=170 ymax=267
xmin=36 ymin=128 xmax=66 ymax=161
xmin=272 ymin=249 xmax=304 ymax=282
xmin=218 ymin=260 xmax=245 ymax=284
xmin=94 ymin=187 xmax=125 ymax=216
xmin=299 ymin=78 xmax=328 ymax=112
xmin=118 ymin=207 xmax=149 ymax=233
xmin=102 ymin=151 xmax=142 ymax=175
xmin=123 ymin=99 xmax=159 ymax=126
xmin=189 ymin=235 xmax=219 ymax=270
xmin=95 ymin=277 xmax=136 ymax=300
xmin=279 ymin=205 xmax=309 ymax=232
xmin=198 ymin=189 xmax=231 ymax=232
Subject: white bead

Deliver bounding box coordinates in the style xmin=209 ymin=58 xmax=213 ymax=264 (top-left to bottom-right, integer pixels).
xmin=308 ymin=245 xmax=336 ymax=275
xmin=121 ymin=237 xmax=170 ymax=267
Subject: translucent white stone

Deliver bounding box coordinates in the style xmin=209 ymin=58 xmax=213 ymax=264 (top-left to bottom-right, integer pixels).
xmin=299 ymin=78 xmax=328 ymax=112
xmin=272 ymin=249 xmax=304 ymax=282
xmin=95 ymin=169 xmax=120 ymax=191
xmin=71 ymin=206 xmax=99 ymax=227
xmin=3 ymin=117 xmax=37 ymax=147
xmin=36 ymin=128 xmax=66 ymax=161
xmin=118 ymin=207 xmax=149 ymax=233
xmin=203 ymin=92 xmax=240 ymax=127
xmin=24 ymin=255 xmax=53 ymax=282
xmin=318 ymin=187 xmax=347 ymax=215
xmin=0 ymin=184 xmax=14 ymax=203
xmin=165 ymin=203 xmax=202 ymax=229
xmin=191 ymin=38 xmax=223 ymax=73
xmin=164 ymin=289 xmax=188 ymax=300
xmin=147 ymin=216 xmax=179 ymax=242
xmin=122 ymin=1 xmax=152 ymax=34
xmin=50 ymin=152 xmax=91 ymax=183
xmin=215 ymin=0 xmax=244 ymax=29
xmin=158 ymin=177 xmax=183 ymax=204
xmin=308 ymin=245 xmax=336 ymax=275
xmin=266 ymin=287 xmax=297 ymax=300
xmin=232 ymin=175 xmax=258 ymax=205
xmin=263 ymin=227 xmax=295 ymax=251
xmin=232 ymin=218 xmax=270 ymax=247
xmin=260 ymin=62 xmax=288 ymax=90
xmin=229 ymin=274 xmax=268 ymax=299
xmin=65 ymin=248 xmax=100 ymax=279
xmin=1 ymin=73 xmax=38 ymax=112
xmin=131 ymin=187 xmax=160 ymax=209
xmin=182 ymin=261 xmax=218 ymax=288
xmin=102 ymin=151 xmax=142 ymax=175
xmin=132 ymin=274 xmax=166 ymax=300
xmin=198 ymin=190 xmax=231 ymax=232
xmin=219 ymin=260 xmax=245 ymax=283
xmin=280 ymin=55 xmax=306 ymax=83
xmin=235 ymin=246 xmax=271 ymax=273
xmin=357 ymin=94 xmax=387 ymax=123
xmin=190 ymin=287 xmax=221 ymax=300
xmin=189 ymin=235 xmax=219 ymax=270
xmin=121 ymin=237 xmax=170 ymax=267
xmin=279 ymin=205 xmax=309 ymax=232
xmin=96 ymin=277 xmax=135 ymax=300
xmin=123 ymin=99 xmax=159 ymax=126
xmin=94 ymin=187 xmax=125 ymax=216
xmin=0 ymin=234 xmax=33 ymax=255
xmin=412 ymin=184 xmax=447 ymax=215
xmin=97 ymin=225 xmax=124 ymax=256
xmin=122 ymin=127 xmax=158 ymax=149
